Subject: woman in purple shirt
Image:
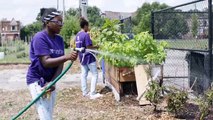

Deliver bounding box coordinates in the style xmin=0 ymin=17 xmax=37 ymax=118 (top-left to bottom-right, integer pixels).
xmin=75 ymin=18 xmax=102 ymax=99
xmin=26 ymin=8 xmax=77 ymax=119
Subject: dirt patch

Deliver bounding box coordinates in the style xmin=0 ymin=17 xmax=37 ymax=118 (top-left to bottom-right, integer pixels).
xmin=0 ymin=64 xmax=29 ymax=70
xmin=0 ymin=60 xmax=81 ymax=74
xmin=0 ymin=86 xmax=179 ymax=120
xmin=1 ymin=63 xmax=212 ymax=120
xmin=65 ymin=60 xmax=81 ymax=74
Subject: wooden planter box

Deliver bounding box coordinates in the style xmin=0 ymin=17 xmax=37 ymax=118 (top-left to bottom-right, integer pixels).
xmin=105 ymin=62 xmax=136 ymax=99
xmin=104 ymin=62 xmax=163 ymax=103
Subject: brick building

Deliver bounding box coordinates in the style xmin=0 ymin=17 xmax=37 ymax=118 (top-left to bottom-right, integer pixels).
xmin=101 ymin=11 xmax=135 ymax=20
xmin=0 ymin=18 xmax=21 ymax=42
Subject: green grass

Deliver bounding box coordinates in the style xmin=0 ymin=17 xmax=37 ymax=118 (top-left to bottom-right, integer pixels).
xmin=0 ymin=41 xmax=30 ymax=64
xmin=166 ymin=39 xmax=208 ymax=50
xmin=0 ymin=54 xmax=30 ymax=64
xmin=0 ymin=45 xmax=70 ymax=64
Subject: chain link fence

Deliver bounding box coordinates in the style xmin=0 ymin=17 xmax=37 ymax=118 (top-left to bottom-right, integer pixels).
xmin=152 ymin=0 xmax=212 ymax=93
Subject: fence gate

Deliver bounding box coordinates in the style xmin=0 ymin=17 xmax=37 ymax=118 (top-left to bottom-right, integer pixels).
xmin=152 ymin=0 xmax=213 ymax=92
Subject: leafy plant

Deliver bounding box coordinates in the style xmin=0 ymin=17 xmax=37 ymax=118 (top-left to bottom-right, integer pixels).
xmin=166 ymin=88 xmax=188 ymax=116
xmin=130 ymin=32 xmax=168 ymax=65
xmin=16 ymin=52 xmax=27 ymax=58
xmin=16 ymin=46 xmax=25 ymax=52
xmin=98 ymin=19 xmax=131 ymax=67
xmin=98 ymin=19 xmax=168 ymax=67
xmin=145 ymin=80 xmax=164 ymax=111
xmin=197 ymin=88 xmax=213 ymax=120
xmin=60 ymin=16 xmax=80 ymax=48
xmin=69 ymin=35 xmax=76 ymax=48
xmin=198 ymin=98 xmax=209 ymax=120
xmin=205 ymin=89 xmax=213 ymax=106
xmin=89 ymin=27 xmax=101 ymax=46
xmin=99 ymin=19 xmax=128 ymax=43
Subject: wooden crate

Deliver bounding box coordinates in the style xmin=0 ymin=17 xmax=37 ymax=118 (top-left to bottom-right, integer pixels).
xmin=105 ymin=63 xmax=136 ymax=95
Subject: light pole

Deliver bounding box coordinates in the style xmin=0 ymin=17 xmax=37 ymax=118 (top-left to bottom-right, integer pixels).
xmin=57 ymin=0 xmax=59 ymax=10
xmin=63 ymin=0 xmax=65 ymax=19
xmin=79 ymin=0 xmax=88 ymax=19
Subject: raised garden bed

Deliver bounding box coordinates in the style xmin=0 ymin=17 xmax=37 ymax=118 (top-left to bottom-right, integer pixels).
xmin=105 ymin=62 xmax=136 ymax=97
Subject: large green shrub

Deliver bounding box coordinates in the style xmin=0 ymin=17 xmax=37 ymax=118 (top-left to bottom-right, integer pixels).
xmin=97 ymin=20 xmax=167 ymax=67
xmin=60 ymin=16 xmax=80 ymax=48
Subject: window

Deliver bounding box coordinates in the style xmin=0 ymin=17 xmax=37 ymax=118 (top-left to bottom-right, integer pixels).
xmin=11 ymin=26 xmax=16 ymax=31
xmin=119 ymin=15 xmax=123 ymax=20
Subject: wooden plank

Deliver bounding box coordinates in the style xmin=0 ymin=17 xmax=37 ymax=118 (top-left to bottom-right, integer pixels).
xmin=105 ymin=63 xmax=121 ymax=94
xmin=134 ymin=65 xmax=151 ymax=105
xmin=105 ymin=62 xmax=135 ymax=95
xmin=119 ymin=67 xmax=136 ymax=82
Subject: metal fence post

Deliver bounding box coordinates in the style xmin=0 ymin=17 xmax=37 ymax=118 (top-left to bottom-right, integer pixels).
xmin=151 ymin=11 xmax=155 ymax=39
xmin=208 ymin=0 xmax=212 ymax=86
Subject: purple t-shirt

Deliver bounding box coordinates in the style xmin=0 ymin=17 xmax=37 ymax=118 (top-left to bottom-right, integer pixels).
xmin=75 ymin=31 xmax=96 ymax=65
xmin=26 ymin=30 xmax=64 ymax=87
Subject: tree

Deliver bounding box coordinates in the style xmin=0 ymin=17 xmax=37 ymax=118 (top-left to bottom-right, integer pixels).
xmin=20 ymin=6 xmax=104 ymax=45
xmin=20 ymin=12 xmax=43 ymax=41
xmin=66 ymin=8 xmax=80 ymax=18
xmin=133 ymin=13 xmax=151 ymax=33
xmin=60 ymin=16 xmax=80 ymax=48
xmin=154 ymin=11 xmax=189 ymax=39
xmin=132 ymin=2 xmax=189 ymax=39
xmin=20 ymin=21 xmax=42 ymax=41
xmin=66 ymin=6 xmax=104 ymax=27
xmin=192 ymin=14 xmax=198 ymax=38
xmin=132 ymin=2 xmax=169 ymax=33
xmin=87 ymin=6 xmax=104 ymax=27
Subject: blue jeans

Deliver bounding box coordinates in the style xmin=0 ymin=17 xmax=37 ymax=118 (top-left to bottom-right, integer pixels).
xmin=101 ymin=59 xmax=105 ymax=82
xmin=81 ymin=62 xmax=98 ymax=96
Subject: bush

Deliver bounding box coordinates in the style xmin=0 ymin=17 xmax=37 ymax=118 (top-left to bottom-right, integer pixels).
xmin=145 ymin=80 xmax=164 ymax=111
xmin=198 ymin=98 xmax=209 ymax=120
xmin=197 ymin=88 xmax=213 ymax=120
xmin=16 ymin=46 xmax=25 ymax=52
xmin=97 ymin=19 xmax=168 ymax=67
xmin=89 ymin=27 xmax=101 ymax=46
xmin=0 ymin=47 xmax=14 ymax=55
xmin=60 ymin=16 xmax=80 ymax=48
xmin=166 ymin=88 xmax=188 ymax=116
xmin=16 ymin=52 xmax=27 ymax=58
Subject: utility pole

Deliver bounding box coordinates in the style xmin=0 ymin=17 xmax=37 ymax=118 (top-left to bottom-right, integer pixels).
xmin=79 ymin=0 xmax=88 ymax=19
xmin=63 ymin=0 xmax=65 ymax=19
xmin=57 ymin=0 xmax=59 ymax=10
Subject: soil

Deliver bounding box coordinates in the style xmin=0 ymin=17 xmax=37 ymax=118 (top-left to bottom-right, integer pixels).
xmin=0 ymin=60 xmax=81 ymax=74
xmin=0 ymin=63 xmax=213 ymax=120
xmin=0 ymin=86 xmax=177 ymax=120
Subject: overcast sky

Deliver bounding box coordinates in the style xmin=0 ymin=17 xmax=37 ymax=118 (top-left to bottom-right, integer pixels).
xmin=0 ymin=0 xmax=206 ymax=25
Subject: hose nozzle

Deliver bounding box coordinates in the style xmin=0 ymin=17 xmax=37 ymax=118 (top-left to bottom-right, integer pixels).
xmin=73 ymin=47 xmax=85 ymax=53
